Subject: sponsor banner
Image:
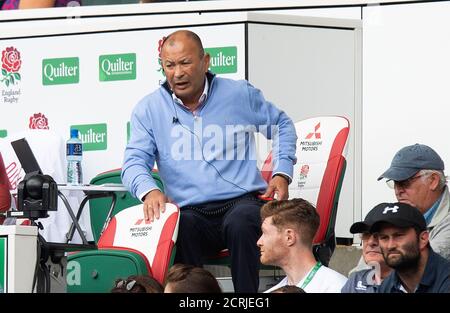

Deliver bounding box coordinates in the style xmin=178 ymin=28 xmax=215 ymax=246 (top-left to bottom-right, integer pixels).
xmin=1 ymin=23 xmax=245 ymax=244
xmin=99 ymin=53 xmax=136 ymax=82
xmin=42 ymin=57 xmax=79 ymax=85
xmin=4 ymin=25 xmax=244 ymax=183
xmin=205 ymin=46 xmax=237 ymax=74
xmin=0 ymin=237 xmax=6 ymax=293
xmin=70 ymin=123 xmax=107 ymax=151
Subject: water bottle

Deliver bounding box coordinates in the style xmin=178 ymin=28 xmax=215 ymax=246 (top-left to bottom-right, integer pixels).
xmin=67 ymin=128 xmax=83 ymax=185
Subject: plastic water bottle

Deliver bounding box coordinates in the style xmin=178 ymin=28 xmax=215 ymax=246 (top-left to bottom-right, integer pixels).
xmin=67 ymin=129 xmax=83 ymax=185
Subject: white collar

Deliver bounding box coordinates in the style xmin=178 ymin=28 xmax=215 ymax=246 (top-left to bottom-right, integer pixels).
xmin=172 ymin=76 xmax=209 ymax=110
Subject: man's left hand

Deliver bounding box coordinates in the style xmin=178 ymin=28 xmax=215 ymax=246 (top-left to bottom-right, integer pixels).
xmin=262 ymin=175 xmax=289 ymax=200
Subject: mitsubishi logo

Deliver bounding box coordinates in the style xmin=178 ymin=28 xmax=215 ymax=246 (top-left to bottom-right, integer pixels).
xmin=135 ymin=218 xmax=151 ymax=225
xmin=305 ymin=122 xmax=321 ymax=139
xmin=382 ymin=205 xmax=399 ymax=214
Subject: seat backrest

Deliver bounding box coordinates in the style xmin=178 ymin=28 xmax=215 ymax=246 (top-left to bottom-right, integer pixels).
xmin=89 ymin=169 xmax=164 ymax=242
xmin=97 ymin=202 xmax=179 ymax=285
xmin=261 ymin=116 xmax=349 ymax=245
xmin=293 ymin=116 xmax=349 ymax=244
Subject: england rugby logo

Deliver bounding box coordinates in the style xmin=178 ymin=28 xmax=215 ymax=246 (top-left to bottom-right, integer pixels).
xmin=157 ymin=36 xmax=166 ymax=77
xmin=29 ymin=113 xmax=49 ymax=130
xmin=1 ymin=47 xmax=22 ymax=87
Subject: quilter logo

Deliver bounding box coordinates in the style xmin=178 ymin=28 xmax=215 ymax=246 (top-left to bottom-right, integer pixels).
xmin=99 ymin=53 xmax=136 ymax=82
xmin=42 ymin=57 xmax=79 ymax=85
xmin=70 ymin=123 xmax=107 ymax=151
xmin=0 ymin=130 xmax=7 ymax=138
xmin=205 ymin=46 xmax=237 ymax=74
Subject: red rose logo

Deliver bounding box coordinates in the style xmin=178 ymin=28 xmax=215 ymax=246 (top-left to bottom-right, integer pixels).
xmin=157 ymin=36 xmax=167 ymax=77
xmin=158 ymin=37 xmax=166 ymax=58
xmin=300 ymin=164 xmax=310 ymax=177
xmin=2 ymin=47 xmax=21 ymax=73
xmin=29 ymin=113 xmax=49 ymax=130
xmin=1 ymin=47 xmax=22 ymax=87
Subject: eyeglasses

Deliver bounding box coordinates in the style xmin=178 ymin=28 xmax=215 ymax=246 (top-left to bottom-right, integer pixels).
xmin=360 ymin=232 xmax=371 ymax=240
xmin=115 ymin=279 xmax=137 ymax=291
xmin=360 ymin=232 xmax=379 ymax=240
xmin=386 ymin=174 xmax=426 ymax=189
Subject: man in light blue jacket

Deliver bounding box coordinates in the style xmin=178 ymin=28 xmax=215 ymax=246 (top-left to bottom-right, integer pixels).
xmin=122 ymin=30 xmax=297 ymax=292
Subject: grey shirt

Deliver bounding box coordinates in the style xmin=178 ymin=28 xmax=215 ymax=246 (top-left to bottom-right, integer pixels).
xmin=341 ymin=269 xmax=379 ymax=293
xmin=428 ymin=186 xmax=450 ymax=261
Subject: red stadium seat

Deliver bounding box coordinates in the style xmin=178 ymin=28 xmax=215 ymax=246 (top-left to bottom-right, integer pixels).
xmin=207 ymin=115 xmax=350 ymax=267
xmin=67 ymin=202 xmax=179 ymax=292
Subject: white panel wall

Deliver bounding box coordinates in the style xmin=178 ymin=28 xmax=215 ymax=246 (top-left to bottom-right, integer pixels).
xmin=362 ymin=1 xmax=450 ymax=218
xmin=247 ymin=15 xmax=362 ymax=238
xmin=266 ymin=7 xmax=362 ymax=19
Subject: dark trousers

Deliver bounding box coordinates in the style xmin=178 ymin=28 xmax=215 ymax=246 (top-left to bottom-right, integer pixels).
xmin=174 ymin=192 xmax=265 ymax=293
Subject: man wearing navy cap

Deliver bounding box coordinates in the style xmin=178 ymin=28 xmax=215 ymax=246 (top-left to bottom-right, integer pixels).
xmin=362 ymin=202 xmax=450 ymax=293
xmin=341 ymin=205 xmax=392 ymax=293
xmin=378 ymin=144 xmax=450 ymax=260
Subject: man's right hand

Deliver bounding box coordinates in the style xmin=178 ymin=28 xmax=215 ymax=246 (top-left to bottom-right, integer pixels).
xmin=143 ymin=189 xmax=168 ymax=222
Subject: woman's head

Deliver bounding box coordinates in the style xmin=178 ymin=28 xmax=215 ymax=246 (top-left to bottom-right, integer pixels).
xmin=111 ymin=275 xmax=163 ymax=293
xmin=164 ymin=264 xmax=222 ymax=293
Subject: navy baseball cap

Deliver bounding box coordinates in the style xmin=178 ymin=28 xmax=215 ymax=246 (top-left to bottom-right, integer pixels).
xmin=377 ymin=144 xmax=444 ymax=181
xmin=350 ymin=203 xmax=382 ymax=234
xmin=350 ymin=202 xmax=427 ymax=234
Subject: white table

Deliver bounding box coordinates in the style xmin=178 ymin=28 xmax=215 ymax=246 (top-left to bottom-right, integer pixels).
xmin=57 ymin=184 xmax=129 ymax=244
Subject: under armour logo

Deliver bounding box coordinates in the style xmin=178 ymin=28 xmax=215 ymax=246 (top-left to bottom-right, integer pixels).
xmin=305 ymin=122 xmax=321 ymax=139
xmin=383 ymin=205 xmax=399 ymax=214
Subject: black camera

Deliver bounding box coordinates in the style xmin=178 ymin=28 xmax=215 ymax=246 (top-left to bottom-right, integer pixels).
xmin=14 ymin=173 xmax=58 ymax=220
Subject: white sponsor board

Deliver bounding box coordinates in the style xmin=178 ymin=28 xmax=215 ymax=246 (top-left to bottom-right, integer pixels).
xmin=1 ymin=24 xmax=245 ymax=186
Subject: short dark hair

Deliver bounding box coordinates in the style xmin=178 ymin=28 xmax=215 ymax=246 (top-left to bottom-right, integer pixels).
xmin=111 ymin=275 xmax=163 ymax=293
xmin=271 ymin=285 xmax=306 ymax=293
xmin=164 ymin=264 xmax=222 ymax=293
xmin=411 ymin=225 xmax=431 ymax=248
xmin=261 ymin=198 xmax=320 ymax=246
xmin=161 ymin=30 xmax=205 ymax=58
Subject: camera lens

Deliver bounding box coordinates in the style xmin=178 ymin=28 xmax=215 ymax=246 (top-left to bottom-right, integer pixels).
xmin=25 ymin=175 xmax=44 ymax=200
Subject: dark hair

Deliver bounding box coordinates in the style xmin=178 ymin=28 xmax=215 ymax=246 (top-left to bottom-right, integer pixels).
xmin=271 ymin=285 xmax=306 ymax=293
xmin=164 ymin=264 xmax=222 ymax=293
xmin=412 ymin=226 xmax=431 ymax=248
xmin=261 ymin=198 xmax=320 ymax=246
xmin=161 ymin=30 xmax=205 ymax=58
xmin=111 ymin=275 xmax=163 ymax=293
